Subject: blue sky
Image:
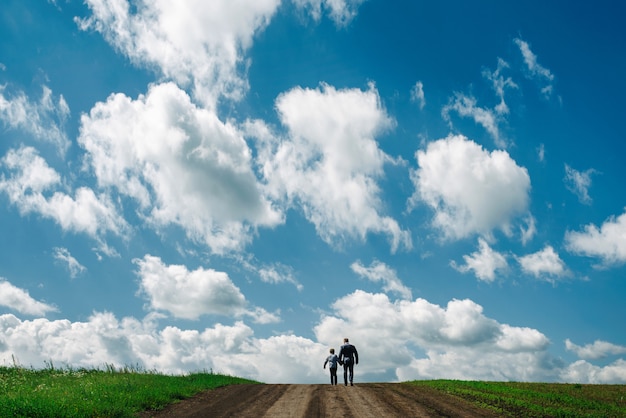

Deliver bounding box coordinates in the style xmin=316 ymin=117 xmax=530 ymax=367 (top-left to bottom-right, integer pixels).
xmin=1 ymin=0 xmax=625 ymax=384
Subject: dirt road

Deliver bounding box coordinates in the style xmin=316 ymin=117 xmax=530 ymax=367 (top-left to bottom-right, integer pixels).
xmin=139 ymin=383 xmax=499 ymax=417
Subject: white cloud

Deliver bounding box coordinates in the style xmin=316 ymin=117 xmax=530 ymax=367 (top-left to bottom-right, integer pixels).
xmin=442 ymin=93 xmax=505 ymax=148
xmin=0 ymin=85 xmax=70 ymax=154
xmin=2 ymin=293 xmax=624 ymax=383
xmin=292 ymin=0 xmax=367 ymax=26
xmin=566 ymin=339 xmax=626 ymax=360
xmin=537 ymin=143 xmax=545 ymax=162
xmin=0 ymin=312 xmax=325 ymax=383
xmin=79 ymin=82 xmax=282 ymax=255
xmin=135 ymin=255 xmax=278 ymax=324
xmin=0 ymin=146 xmax=129 ymax=244
xmin=409 ymin=134 xmax=531 ymax=241
xmin=258 ymin=263 xmax=303 ymax=292
xmin=451 ymin=238 xmax=508 ymax=282
xmin=410 ymin=81 xmax=425 ymax=110
xmin=564 ymin=209 xmax=626 ymax=266
xmin=314 ymin=291 xmax=556 ymax=382
xmin=517 ymin=245 xmax=568 ymax=281
xmin=53 ymin=248 xmax=86 ymax=279
xmin=0 ymin=279 xmax=57 ymax=316
xmin=482 ymin=58 xmax=518 ymax=116
xmin=520 ymin=215 xmax=537 ymax=246
xmin=561 ymin=360 xmax=626 ymax=384
xmin=78 ymin=0 xmax=280 ymax=108
xmin=564 ymin=164 xmax=596 ymax=205
xmin=252 ymin=83 xmax=411 ymax=252
xmin=514 ymin=38 xmax=555 ymax=99
xmin=350 ymin=260 xmax=412 ymax=299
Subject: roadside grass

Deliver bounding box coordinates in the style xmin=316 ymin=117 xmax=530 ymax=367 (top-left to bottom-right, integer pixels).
xmin=0 ymin=363 xmax=259 ymax=418
xmin=409 ymin=380 xmax=626 ymax=417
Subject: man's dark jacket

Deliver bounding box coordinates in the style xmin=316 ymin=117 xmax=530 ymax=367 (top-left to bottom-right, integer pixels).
xmin=339 ymin=343 xmax=358 ymax=365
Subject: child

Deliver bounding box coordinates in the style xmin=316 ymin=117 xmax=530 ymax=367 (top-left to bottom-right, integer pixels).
xmin=323 ymin=348 xmax=339 ymax=385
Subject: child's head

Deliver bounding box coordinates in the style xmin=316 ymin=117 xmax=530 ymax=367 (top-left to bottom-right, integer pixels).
xmin=329 ymin=348 xmax=335 ymax=354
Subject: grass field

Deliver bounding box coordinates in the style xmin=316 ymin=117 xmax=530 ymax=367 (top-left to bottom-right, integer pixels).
xmin=2 ymin=364 xmax=626 ymax=417
xmin=0 ymin=364 xmax=258 ymax=417
xmin=410 ymin=379 xmax=626 ymax=417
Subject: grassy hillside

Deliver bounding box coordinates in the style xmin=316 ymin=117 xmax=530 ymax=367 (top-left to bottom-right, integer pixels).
xmin=410 ymin=379 xmax=626 ymax=417
xmin=0 ymin=364 xmax=258 ymax=417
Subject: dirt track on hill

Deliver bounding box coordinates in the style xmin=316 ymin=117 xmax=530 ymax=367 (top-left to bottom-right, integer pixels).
xmin=139 ymin=383 xmax=499 ymax=417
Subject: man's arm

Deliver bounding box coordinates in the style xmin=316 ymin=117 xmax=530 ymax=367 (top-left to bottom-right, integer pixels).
xmin=354 ymin=346 xmax=359 ymax=364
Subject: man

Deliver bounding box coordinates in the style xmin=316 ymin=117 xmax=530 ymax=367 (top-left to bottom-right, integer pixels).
xmin=338 ymin=337 xmax=359 ymax=386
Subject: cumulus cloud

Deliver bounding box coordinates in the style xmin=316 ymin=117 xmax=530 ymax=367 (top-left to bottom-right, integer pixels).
xmin=561 ymin=359 xmax=626 ymax=384
xmin=2 ymin=292 xmax=624 ymax=383
xmin=53 ymin=247 xmax=86 ymax=279
xmin=451 ymin=238 xmax=508 ymax=282
xmin=564 ymin=209 xmax=626 ymax=266
xmin=0 ymin=146 xmax=128 ymax=247
xmin=0 ymin=311 xmax=327 ymax=383
xmin=251 ymin=83 xmax=411 ymax=252
xmin=514 ymin=37 xmax=555 ymax=99
xmin=350 ymin=260 xmax=412 ymax=299
xmin=135 ymin=255 xmax=278 ymax=323
xmin=79 ymin=82 xmax=282 ymax=255
xmin=292 ymin=0 xmax=367 ymax=26
xmin=0 ymin=85 xmax=70 ymax=154
xmin=409 ymin=135 xmax=531 ymax=241
xmin=315 ymin=290 xmax=556 ymax=382
xmin=78 ymin=0 xmax=280 ymax=107
xmin=0 ymin=279 xmax=57 ymax=316
xmin=564 ymin=164 xmax=596 ymax=205
xmin=517 ymin=245 xmax=568 ymax=281
xmin=566 ymin=339 xmax=626 ymax=360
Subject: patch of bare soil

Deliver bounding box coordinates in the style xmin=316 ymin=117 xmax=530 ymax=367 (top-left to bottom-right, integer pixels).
xmin=138 ymin=383 xmax=499 ymax=417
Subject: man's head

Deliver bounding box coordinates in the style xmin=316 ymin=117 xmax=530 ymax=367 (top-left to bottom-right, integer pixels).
xmin=330 ymin=348 xmax=335 ymax=354
xmin=344 ymin=338 xmax=349 ymax=343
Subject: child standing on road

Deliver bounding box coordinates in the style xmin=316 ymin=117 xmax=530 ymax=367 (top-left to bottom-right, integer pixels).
xmin=323 ymin=348 xmax=339 ymax=385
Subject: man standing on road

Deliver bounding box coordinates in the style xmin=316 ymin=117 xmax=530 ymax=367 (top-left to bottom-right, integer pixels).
xmin=338 ymin=337 xmax=358 ymax=386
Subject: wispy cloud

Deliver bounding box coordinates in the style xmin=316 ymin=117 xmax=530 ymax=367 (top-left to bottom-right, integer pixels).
xmin=564 ymin=164 xmax=597 ymax=205
xmin=351 ymin=259 xmax=412 ymax=299
xmin=410 ymin=81 xmax=426 ymax=110
xmin=514 ymin=38 xmax=555 ymax=99
xmin=442 ymin=93 xmax=505 ymax=148
xmin=292 ymin=0 xmax=368 ymax=26
xmin=482 ymin=58 xmax=518 ymax=115
xmin=53 ymin=247 xmax=86 ymax=279
xmin=0 ymin=85 xmax=70 ymax=154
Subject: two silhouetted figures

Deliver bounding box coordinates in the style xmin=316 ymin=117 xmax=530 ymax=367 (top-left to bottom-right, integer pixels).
xmin=324 ymin=337 xmax=359 ymax=386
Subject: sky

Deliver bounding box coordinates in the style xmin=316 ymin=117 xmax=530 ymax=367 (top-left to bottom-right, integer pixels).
xmin=1 ymin=0 xmax=625 ymax=384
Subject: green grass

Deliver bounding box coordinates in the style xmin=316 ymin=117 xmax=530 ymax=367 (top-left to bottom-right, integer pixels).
xmin=0 ymin=364 xmax=259 ymax=418
xmin=409 ymin=379 xmax=626 ymax=417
